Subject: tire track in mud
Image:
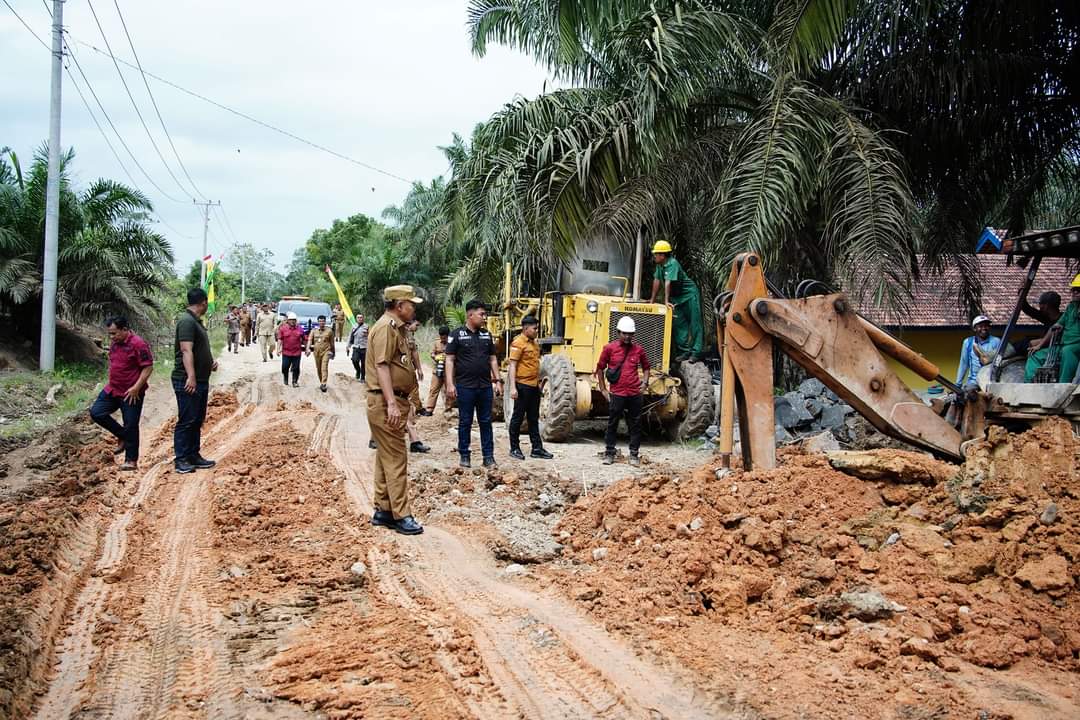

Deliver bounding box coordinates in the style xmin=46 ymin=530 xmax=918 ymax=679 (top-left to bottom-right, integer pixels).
xmin=32 ymin=400 xmax=257 ymax=719
xmin=329 ymin=399 xmax=733 ymax=720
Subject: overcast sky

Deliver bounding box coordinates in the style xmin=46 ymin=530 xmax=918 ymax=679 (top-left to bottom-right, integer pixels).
xmin=1 ymin=1 xmax=551 ymax=273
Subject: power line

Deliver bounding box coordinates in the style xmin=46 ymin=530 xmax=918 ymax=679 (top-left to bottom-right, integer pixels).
xmin=41 ymin=0 xmax=51 ymax=18
xmin=216 ymin=204 xmax=241 ymax=244
xmin=2 ymin=0 xmax=50 ymax=50
xmin=110 ymin=0 xmax=206 ymax=200
xmin=86 ymin=0 xmax=195 ymax=200
xmin=68 ymin=36 xmax=412 ymax=185
xmin=65 ymin=40 xmax=189 ymax=203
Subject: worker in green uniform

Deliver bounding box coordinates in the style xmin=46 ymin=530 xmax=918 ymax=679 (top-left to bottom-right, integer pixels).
xmin=1025 ymin=273 xmax=1080 ymax=383
xmin=648 ymin=239 xmax=704 ymax=361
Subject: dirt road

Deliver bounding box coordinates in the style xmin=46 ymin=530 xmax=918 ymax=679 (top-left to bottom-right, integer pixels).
xmin=14 ymin=345 xmax=736 ymax=719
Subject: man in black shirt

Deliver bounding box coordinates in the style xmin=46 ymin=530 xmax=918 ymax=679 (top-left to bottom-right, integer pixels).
xmin=445 ymin=299 xmax=503 ymax=468
xmin=172 ymin=288 xmax=218 ymax=474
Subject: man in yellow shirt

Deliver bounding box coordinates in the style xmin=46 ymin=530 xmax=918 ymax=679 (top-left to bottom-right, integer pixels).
xmin=507 ymin=316 xmax=553 ymax=460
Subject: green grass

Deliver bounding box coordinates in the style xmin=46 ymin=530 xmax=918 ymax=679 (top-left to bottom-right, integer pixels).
xmin=0 ymin=361 xmax=104 ymax=439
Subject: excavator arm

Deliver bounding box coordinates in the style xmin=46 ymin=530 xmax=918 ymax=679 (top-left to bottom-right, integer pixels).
xmin=716 ymin=254 xmax=985 ymax=469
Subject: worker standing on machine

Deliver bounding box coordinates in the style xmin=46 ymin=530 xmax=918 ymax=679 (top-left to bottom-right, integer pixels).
xmin=1025 ymin=274 xmax=1080 ymax=383
xmin=648 ymin=240 xmax=704 ymax=362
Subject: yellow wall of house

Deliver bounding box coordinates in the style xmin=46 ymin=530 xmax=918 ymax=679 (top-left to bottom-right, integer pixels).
xmin=886 ymin=329 xmax=1041 ymax=390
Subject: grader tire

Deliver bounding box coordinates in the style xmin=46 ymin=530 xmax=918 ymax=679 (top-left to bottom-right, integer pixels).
xmin=665 ymin=361 xmax=715 ymax=441
xmin=539 ymin=354 xmax=576 ymax=442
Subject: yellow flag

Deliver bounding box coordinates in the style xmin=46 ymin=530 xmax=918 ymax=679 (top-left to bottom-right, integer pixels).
xmin=324 ymin=265 xmax=355 ymax=326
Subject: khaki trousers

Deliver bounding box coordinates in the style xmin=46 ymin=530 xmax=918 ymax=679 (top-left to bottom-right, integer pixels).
xmin=426 ymin=375 xmax=453 ymax=411
xmin=367 ymin=394 xmax=411 ymax=519
xmin=314 ymin=348 xmax=332 ymax=383
xmin=241 ymin=326 xmax=252 ymax=345
xmin=258 ymin=334 xmax=274 ymax=360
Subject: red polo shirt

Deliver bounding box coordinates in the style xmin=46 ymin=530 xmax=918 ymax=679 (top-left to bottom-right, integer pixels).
xmin=277 ymin=323 xmax=305 ymax=357
xmin=596 ymin=340 xmax=650 ymax=397
xmin=105 ymin=333 xmax=153 ymax=397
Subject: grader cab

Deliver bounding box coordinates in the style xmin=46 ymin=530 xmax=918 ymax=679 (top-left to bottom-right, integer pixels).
xmin=487 ymin=248 xmax=715 ymax=442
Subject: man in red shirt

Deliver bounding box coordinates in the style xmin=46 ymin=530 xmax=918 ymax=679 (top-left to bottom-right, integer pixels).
xmin=90 ymin=316 xmax=153 ymax=471
xmin=276 ymin=311 xmax=306 ymax=387
xmin=596 ymin=315 xmax=651 ymax=467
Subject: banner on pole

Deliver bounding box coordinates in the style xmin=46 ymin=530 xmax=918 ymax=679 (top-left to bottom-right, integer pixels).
xmin=325 ymin=265 xmax=356 ymax=327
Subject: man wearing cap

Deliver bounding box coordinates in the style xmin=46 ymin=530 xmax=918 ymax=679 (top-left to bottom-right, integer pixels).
xmin=367 ymin=285 xmax=424 ymax=535
xmin=596 ymin=315 xmax=651 ymax=466
xmin=277 ymin=311 xmax=305 ymax=387
xmin=255 ymin=302 xmax=277 ymax=362
xmin=306 ymin=314 xmax=336 ymax=393
xmin=648 ymin=240 xmax=704 ymax=362
xmin=1025 ymin=274 xmax=1080 ymax=383
xmin=445 ymin=299 xmax=502 ymax=468
xmin=956 ymin=315 xmax=1002 ymax=390
xmin=90 ymin=315 xmax=153 ymax=471
xmin=507 ymin=315 xmax=552 ymax=461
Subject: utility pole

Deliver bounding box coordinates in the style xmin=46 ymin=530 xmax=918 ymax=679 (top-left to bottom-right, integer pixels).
xmin=39 ymin=0 xmax=65 ymax=373
xmin=193 ymin=199 xmax=220 ymax=286
xmin=240 ymin=244 xmax=246 ymax=303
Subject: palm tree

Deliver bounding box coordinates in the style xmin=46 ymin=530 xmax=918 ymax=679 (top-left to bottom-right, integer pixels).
xmin=0 ymin=144 xmax=174 ymax=333
xmin=454 ymin=0 xmax=1079 ymax=310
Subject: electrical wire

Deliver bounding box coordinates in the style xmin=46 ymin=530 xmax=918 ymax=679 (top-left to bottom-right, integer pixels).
xmin=65 ymin=40 xmax=189 ymax=203
xmin=68 ymin=35 xmax=412 ymax=184
xmin=86 ymin=0 xmax=194 ymax=200
xmin=216 ymin=204 xmax=242 ymax=244
xmin=2 ymin=0 xmax=50 ymax=50
xmin=110 ymin=0 xmax=206 ymax=200
xmin=41 ymin=0 xmax=51 ymax=18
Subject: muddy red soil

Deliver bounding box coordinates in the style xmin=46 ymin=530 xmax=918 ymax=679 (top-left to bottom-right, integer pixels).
xmin=1 ymin=346 xmax=1076 ymax=720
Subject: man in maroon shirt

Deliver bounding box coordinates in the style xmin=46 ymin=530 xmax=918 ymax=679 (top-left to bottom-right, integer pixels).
xmin=90 ymin=316 xmax=153 ymax=470
xmin=596 ymin=315 xmax=651 ymax=467
xmin=276 ymin=311 xmax=306 ymax=387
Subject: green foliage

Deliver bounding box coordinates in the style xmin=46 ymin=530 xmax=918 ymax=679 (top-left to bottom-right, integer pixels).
xmin=0 ymin=144 xmax=175 ymax=334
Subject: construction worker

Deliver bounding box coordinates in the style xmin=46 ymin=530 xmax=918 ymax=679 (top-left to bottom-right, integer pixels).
xmin=596 ymin=315 xmax=651 ymax=467
xmin=367 ymin=285 xmax=424 ymax=535
xmin=225 ymin=306 xmax=241 ymax=354
xmin=648 ymin=240 xmax=704 ymax=362
xmin=507 ymin=315 xmax=552 ymax=460
xmin=239 ymin=306 xmax=252 ymax=347
xmin=957 ymin=315 xmax=1002 ymax=390
xmin=255 ymin=303 xmax=276 ymax=361
xmin=306 ymin=314 xmax=336 ymax=393
xmin=277 ymin=311 xmax=305 ymax=387
xmin=90 ymin=315 xmax=153 ymax=471
xmin=172 ymin=288 xmax=218 ymax=474
xmin=445 ymin=300 xmax=502 ymax=468
xmin=419 ymin=326 xmax=449 ymax=415
xmin=404 ymin=319 xmax=431 ymax=453
xmin=1025 ymin=274 xmax=1080 ymax=383
xmin=347 ymin=313 xmax=368 ymax=381
xmin=333 ymin=303 xmax=347 ymax=343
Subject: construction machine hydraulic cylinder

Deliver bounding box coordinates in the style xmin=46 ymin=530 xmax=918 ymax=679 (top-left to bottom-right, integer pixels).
xmin=857 ymin=317 xmax=940 ymax=382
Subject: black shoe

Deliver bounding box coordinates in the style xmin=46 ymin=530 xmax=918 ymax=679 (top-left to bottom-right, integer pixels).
xmin=673 ymin=353 xmax=690 ymax=363
xmin=410 ymin=441 xmax=431 ymax=453
xmin=531 ymin=448 xmax=554 ymax=459
xmin=174 ymin=460 xmax=196 ymax=474
xmin=394 ymin=515 xmax=424 ymax=535
xmin=188 ymin=455 xmax=216 ymax=469
xmin=416 ymin=409 xmax=434 ymax=417
xmin=283 ymin=378 xmax=289 ymax=386
xmin=483 ymin=456 xmax=497 ymax=468
xmin=292 ymin=382 xmax=300 ymax=388
xmin=459 ymin=455 xmax=471 ymax=468
xmin=369 ymin=439 xmax=377 ymax=450
xmin=371 ymin=509 xmax=394 ymax=528
xmin=629 ymin=454 xmax=641 ymax=467
xmin=320 ymin=384 xmax=327 ymax=393
xmin=603 ymin=454 xmax=615 ymax=465
xmin=508 ymin=448 xmax=525 ymax=461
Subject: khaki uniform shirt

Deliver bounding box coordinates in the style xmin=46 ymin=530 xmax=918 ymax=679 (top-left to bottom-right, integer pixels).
xmin=255 ymin=311 xmax=276 ymax=336
xmin=509 ymin=333 xmax=541 ymax=386
xmin=309 ymin=326 xmax=335 ymax=353
xmin=366 ymin=313 xmax=418 ymax=395
xmin=431 ymin=337 xmax=447 ymax=360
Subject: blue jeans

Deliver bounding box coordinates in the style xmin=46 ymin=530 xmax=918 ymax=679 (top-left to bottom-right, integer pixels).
xmin=173 ymin=379 xmax=209 ymax=462
xmin=456 ymin=385 xmax=494 ymax=459
xmin=89 ymin=389 xmax=144 ymax=462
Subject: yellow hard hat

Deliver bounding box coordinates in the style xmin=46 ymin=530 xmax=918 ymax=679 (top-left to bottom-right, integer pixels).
xmin=1072 ymin=273 xmax=1080 ymax=288
xmin=651 ymin=240 xmax=673 ymax=254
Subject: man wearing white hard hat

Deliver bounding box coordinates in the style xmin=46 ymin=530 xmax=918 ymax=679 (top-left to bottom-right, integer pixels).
xmin=596 ymin=315 xmax=651 ymax=466
xmin=956 ymin=314 xmax=1002 ymax=390
xmin=276 ymin=311 xmax=305 ymax=387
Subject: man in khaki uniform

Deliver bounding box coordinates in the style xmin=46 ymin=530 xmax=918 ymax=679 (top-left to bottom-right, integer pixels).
xmin=239 ymin=307 xmax=253 ymax=346
xmin=255 ymin=303 xmax=277 ymax=361
xmin=419 ymin=326 xmax=450 ymax=415
xmin=367 ymin=285 xmax=424 ymax=535
xmin=333 ymin=304 xmax=347 ymax=342
xmin=306 ymin=314 xmax=336 ymax=393
xmin=404 ymin=319 xmax=430 ymax=453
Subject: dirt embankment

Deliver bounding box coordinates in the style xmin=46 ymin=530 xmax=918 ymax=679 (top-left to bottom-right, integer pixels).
xmin=547 ymin=418 xmax=1080 ymax=719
